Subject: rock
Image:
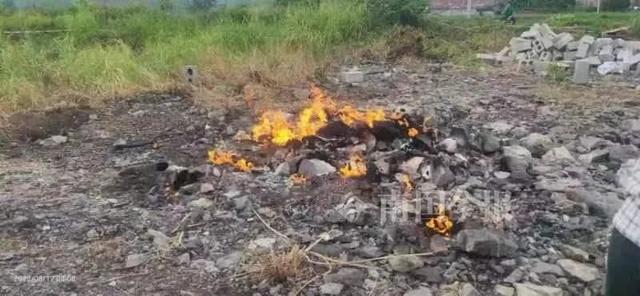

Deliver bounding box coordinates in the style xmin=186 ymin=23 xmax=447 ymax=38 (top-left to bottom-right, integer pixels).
xmin=190 ymin=259 xmax=219 ymax=273
xmin=388 ymin=255 xmax=424 ymax=272
xmin=504 ymin=268 xmax=525 ymax=283
xmin=274 ymin=162 xmax=291 ymax=176
xmin=513 ymin=283 xmax=563 ymax=296
xmin=147 ymin=229 xmax=171 ymax=251
xmin=357 ymin=245 xmax=384 ymax=258
xmin=374 ymin=159 xmax=391 ymax=175
xmin=578 ymin=136 xmax=609 ymax=151
xmin=456 ymin=229 xmax=518 ymax=258
xmin=216 ymin=251 xmax=243 ymax=269
xmin=199 ymin=183 xmax=215 ymax=194
xmin=440 ymin=138 xmax=458 ymax=154
xmin=480 ymin=132 xmax=501 ymax=153
xmin=38 ymin=135 xmax=68 ymax=146
xmin=502 ymin=145 xmax=532 ymax=182
xmin=319 ymin=283 xmax=344 ymax=295
xmin=177 ymin=253 xmax=190 ymax=265
xmin=521 ymin=133 xmax=553 ymax=157
xmin=188 ymin=198 xmax=214 ymax=209
xmin=86 ymin=229 xmax=98 ymax=240
xmin=412 ymin=266 xmax=444 ymax=283
xmin=578 ymin=149 xmax=609 ymax=164
xmin=233 ymin=196 xmax=251 ymax=211
xmin=557 ymin=259 xmax=600 ymax=282
xmin=431 ymin=164 xmax=455 ymax=188
xmin=248 ymin=237 xmax=277 ymax=252
xmin=494 ymin=171 xmax=511 ymax=179
xmin=531 ymin=260 xmax=564 ymax=276
xmin=341 ymin=69 xmax=365 ymax=84
xmin=495 ymin=285 xmax=515 ymax=296
xmin=298 ymin=159 xmax=336 ymax=177
xmin=485 ymin=121 xmax=513 ymax=135
xmin=534 ymin=178 xmax=582 ymax=192
xmin=323 ymin=268 xmax=366 ymax=286
xmin=622 ymin=119 xmax=640 ymax=132
xmin=542 ymin=146 xmax=575 ymax=164
xmin=125 ymin=253 xmax=149 ymax=268
xmin=460 ymin=283 xmax=481 ymax=296
xmin=609 ymin=145 xmax=640 ymax=168
xmin=566 ymin=189 xmax=622 ymax=219
xmin=558 ymin=244 xmax=590 ymax=262
xmin=618 ymin=158 xmax=640 ymax=195
xmin=400 ymin=157 xmax=425 ymax=178
xmin=403 ymin=287 xmax=433 ymax=296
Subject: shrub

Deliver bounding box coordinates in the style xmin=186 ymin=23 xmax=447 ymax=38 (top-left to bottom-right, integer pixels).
xmin=366 ymin=0 xmax=427 ymax=27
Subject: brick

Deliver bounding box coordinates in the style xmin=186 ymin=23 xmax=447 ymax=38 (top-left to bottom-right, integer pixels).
xmin=566 ymin=41 xmax=580 ymax=51
xmin=573 ymin=59 xmax=591 ymax=84
xmin=553 ymin=32 xmax=574 ymax=49
xmin=539 ymin=23 xmax=557 ymax=38
xmin=626 ymin=54 xmax=640 ymax=66
xmin=497 ymin=46 xmax=510 ymax=57
xmin=598 ymin=45 xmax=615 ymax=62
xmin=617 ymin=48 xmax=633 ymax=61
xmin=582 ymin=56 xmax=602 ymax=65
xmin=510 ymin=38 xmax=532 ymax=53
xmin=576 ymin=42 xmax=591 ymax=59
xmin=563 ymin=50 xmax=577 ymax=61
xmin=579 ymin=35 xmax=595 ymax=45
xmin=537 ymin=35 xmax=554 ymax=49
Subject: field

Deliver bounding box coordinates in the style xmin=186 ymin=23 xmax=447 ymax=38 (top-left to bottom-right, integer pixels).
xmin=0 ymin=1 xmax=639 ymax=111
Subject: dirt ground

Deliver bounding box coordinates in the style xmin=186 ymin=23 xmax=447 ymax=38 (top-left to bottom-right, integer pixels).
xmin=1 ymin=61 xmax=639 ymax=296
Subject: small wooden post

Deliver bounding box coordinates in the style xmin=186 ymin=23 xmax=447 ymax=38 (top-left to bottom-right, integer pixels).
xmin=467 ymin=0 xmax=473 ymax=17
xmin=597 ymin=0 xmax=601 ymax=13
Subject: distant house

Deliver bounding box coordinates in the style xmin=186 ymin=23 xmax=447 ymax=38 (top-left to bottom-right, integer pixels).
xmin=430 ymin=0 xmax=500 ymax=14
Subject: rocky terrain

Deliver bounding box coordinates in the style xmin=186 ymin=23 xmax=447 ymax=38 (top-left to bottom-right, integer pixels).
xmin=1 ymin=61 xmax=640 ymax=296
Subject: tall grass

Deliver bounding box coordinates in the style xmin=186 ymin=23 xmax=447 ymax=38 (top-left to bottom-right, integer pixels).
xmin=0 ymin=1 xmax=369 ymax=111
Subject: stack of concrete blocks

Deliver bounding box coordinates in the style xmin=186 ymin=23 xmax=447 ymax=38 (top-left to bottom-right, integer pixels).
xmin=480 ymin=23 xmax=640 ymax=83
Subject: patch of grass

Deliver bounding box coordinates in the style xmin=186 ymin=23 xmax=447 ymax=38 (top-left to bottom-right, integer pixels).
xmin=251 ymin=245 xmax=307 ymax=283
xmin=546 ymin=63 xmax=571 ymax=83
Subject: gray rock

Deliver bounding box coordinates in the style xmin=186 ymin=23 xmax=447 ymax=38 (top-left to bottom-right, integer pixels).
xmin=388 ymin=255 xmax=424 ymax=272
xmin=125 ymin=253 xmax=149 ymax=268
xmin=578 ymin=149 xmax=609 ymax=164
xmin=177 ymin=253 xmax=190 ymax=265
xmin=531 ymin=260 xmax=564 ymax=276
xmin=485 ymin=121 xmax=514 ymax=135
xmin=199 ymin=183 xmax=215 ymax=194
xmin=403 ymin=287 xmax=433 ymax=296
xmin=609 ymin=145 xmax=640 ymax=167
xmin=298 ymin=159 xmax=336 ymax=177
xmin=39 ymin=135 xmax=68 ymax=146
xmin=216 ymin=251 xmax=243 ymax=269
xmin=357 ymin=245 xmax=384 ymax=258
xmin=557 ymin=259 xmax=600 ymax=282
xmin=431 ymin=164 xmax=455 ymax=188
xmin=440 ymin=138 xmax=458 ymax=154
xmin=188 ymin=198 xmax=214 ymax=209
xmin=618 ymin=158 xmax=640 ymax=195
xmin=323 ymin=268 xmax=366 ymax=286
xmin=147 ymin=229 xmax=171 ymax=251
xmin=513 ymin=283 xmax=563 ymax=296
xmin=249 ymin=237 xmax=277 ymax=251
xmin=495 ymin=285 xmax=515 ymax=296
xmin=412 ymin=266 xmax=444 ymax=283
xmin=578 ymin=136 xmax=609 ymax=151
xmin=534 ymin=178 xmax=582 ymax=192
xmin=456 ymin=229 xmax=518 ymax=258
xmin=190 ymin=259 xmax=219 ymax=273
xmin=502 ymin=145 xmax=532 ymax=182
xmin=400 ymin=157 xmax=425 ymax=178
xmin=319 ymin=283 xmax=344 ymax=295
xmin=274 ymin=162 xmax=291 ymax=176
xmin=480 ymin=132 xmax=501 ymax=153
xmin=460 ymin=283 xmax=481 ymax=296
xmin=504 ymin=268 xmax=526 ymax=283
xmin=521 ymin=133 xmax=553 ymax=157
xmin=558 ymin=244 xmax=590 ymax=262
xmin=233 ymin=196 xmax=251 ymax=211
xmin=542 ymin=147 xmax=575 ymax=164
xmin=374 ymin=159 xmax=391 ymax=175
xmin=566 ymin=189 xmax=622 ymax=219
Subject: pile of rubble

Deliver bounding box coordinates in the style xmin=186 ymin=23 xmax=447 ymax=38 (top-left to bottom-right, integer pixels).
xmin=478 ymin=23 xmax=640 ymax=83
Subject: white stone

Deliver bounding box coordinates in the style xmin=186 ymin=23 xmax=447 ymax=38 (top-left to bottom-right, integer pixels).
xmin=513 ymin=283 xmax=562 ymax=296
xmin=557 ymin=259 xmax=600 ymax=282
xmin=298 ymin=159 xmax=336 ymax=177
xmin=188 ymin=198 xmax=214 ymax=209
xmin=341 ymin=70 xmax=364 ymax=84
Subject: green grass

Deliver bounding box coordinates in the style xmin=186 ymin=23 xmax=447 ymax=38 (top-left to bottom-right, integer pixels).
xmin=0 ymin=1 xmax=370 ymax=111
xmin=1 ymin=2 xmax=639 ymax=112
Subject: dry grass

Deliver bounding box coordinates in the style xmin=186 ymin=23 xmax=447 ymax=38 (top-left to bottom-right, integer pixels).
xmin=251 ymin=244 xmax=307 ymax=283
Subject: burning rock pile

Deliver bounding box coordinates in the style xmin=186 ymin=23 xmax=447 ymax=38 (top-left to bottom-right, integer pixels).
xmin=478 ymin=23 xmax=640 ymax=83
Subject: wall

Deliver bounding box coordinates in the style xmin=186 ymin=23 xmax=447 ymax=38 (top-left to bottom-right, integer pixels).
xmin=4 ymin=0 xmax=264 ymax=9
xmin=430 ymin=0 xmax=499 ymax=10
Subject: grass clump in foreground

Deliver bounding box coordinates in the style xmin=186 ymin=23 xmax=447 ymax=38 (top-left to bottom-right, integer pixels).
xmin=0 ymin=1 xmax=371 ymax=111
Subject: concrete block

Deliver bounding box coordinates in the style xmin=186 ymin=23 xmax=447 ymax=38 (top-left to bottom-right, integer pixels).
xmin=576 ymin=42 xmax=591 ymax=59
xmin=532 ymin=40 xmax=545 ymax=53
xmin=497 ymin=46 xmax=510 ymax=57
xmin=566 ymin=41 xmax=580 ymax=51
xmin=598 ymin=45 xmax=615 ymax=62
xmin=573 ymin=59 xmax=591 ymax=84
xmin=563 ymin=51 xmax=577 ymax=61
xmin=515 ymin=52 xmax=528 ymax=62
xmin=552 ymin=49 xmax=563 ymax=61
xmin=539 ymin=51 xmax=552 ymax=62
xmin=510 ymin=38 xmax=532 ymax=53
xmin=613 ymin=38 xmax=626 ymax=48
xmin=553 ymin=32 xmax=574 ymax=49
xmin=539 ymin=23 xmax=557 ymax=38
xmin=537 ymin=35 xmax=554 ymax=49
xmin=616 ymin=48 xmax=633 ymax=61
xmin=583 ymin=56 xmax=602 ymax=65
xmin=476 ymin=53 xmax=498 ymax=64
xmin=579 ymin=35 xmax=595 ymax=45
xmin=597 ymin=61 xmax=624 ymax=75
xmin=594 ymin=38 xmax=613 ymax=50
xmin=341 ymin=70 xmax=364 ymax=83
xmin=625 ymin=54 xmax=640 ymax=66
xmin=625 ymin=41 xmax=640 ymax=51
xmin=521 ymin=30 xmax=540 ymax=39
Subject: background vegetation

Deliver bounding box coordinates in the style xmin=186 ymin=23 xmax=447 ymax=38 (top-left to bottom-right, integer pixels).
xmin=0 ymin=0 xmax=638 ymax=111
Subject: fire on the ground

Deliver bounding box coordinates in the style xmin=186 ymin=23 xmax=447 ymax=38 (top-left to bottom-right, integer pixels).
xmin=426 ymin=204 xmax=454 ymax=236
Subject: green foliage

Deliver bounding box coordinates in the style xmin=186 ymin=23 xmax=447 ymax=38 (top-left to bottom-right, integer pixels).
xmin=366 ymin=0 xmax=427 ymax=27
xmin=514 ymin=0 xmax=576 ymax=10
xmin=159 ymin=0 xmax=175 ymax=12
xmin=546 ymin=64 xmax=570 ymax=83
xmin=602 ymin=0 xmax=630 ymax=10
xmin=191 ymin=0 xmax=217 ymax=11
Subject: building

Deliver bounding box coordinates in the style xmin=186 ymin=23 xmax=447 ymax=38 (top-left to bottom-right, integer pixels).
xmin=430 ymin=0 xmax=500 ymax=15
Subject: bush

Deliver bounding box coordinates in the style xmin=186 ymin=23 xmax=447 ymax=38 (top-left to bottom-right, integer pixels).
xmin=366 ymin=0 xmax=427 ymax=27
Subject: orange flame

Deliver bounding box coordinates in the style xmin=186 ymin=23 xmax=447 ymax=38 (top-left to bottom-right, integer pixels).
xmin=339 ymin=105 xmax=386 ymax=128
xmin=425 ymin=204 xmax=454 ymax=236
xmin=399 ymin=174 xmax=414 ymax=193
xmin=340 ymin=153 xmax=367 ymax=178
xmin=208 ymin=149 xmax=254 ymax=172
xmin=290 ymin=173 xmax=307 ymax=185
xmin=408 ymin=128 xmax=419 ymax=138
